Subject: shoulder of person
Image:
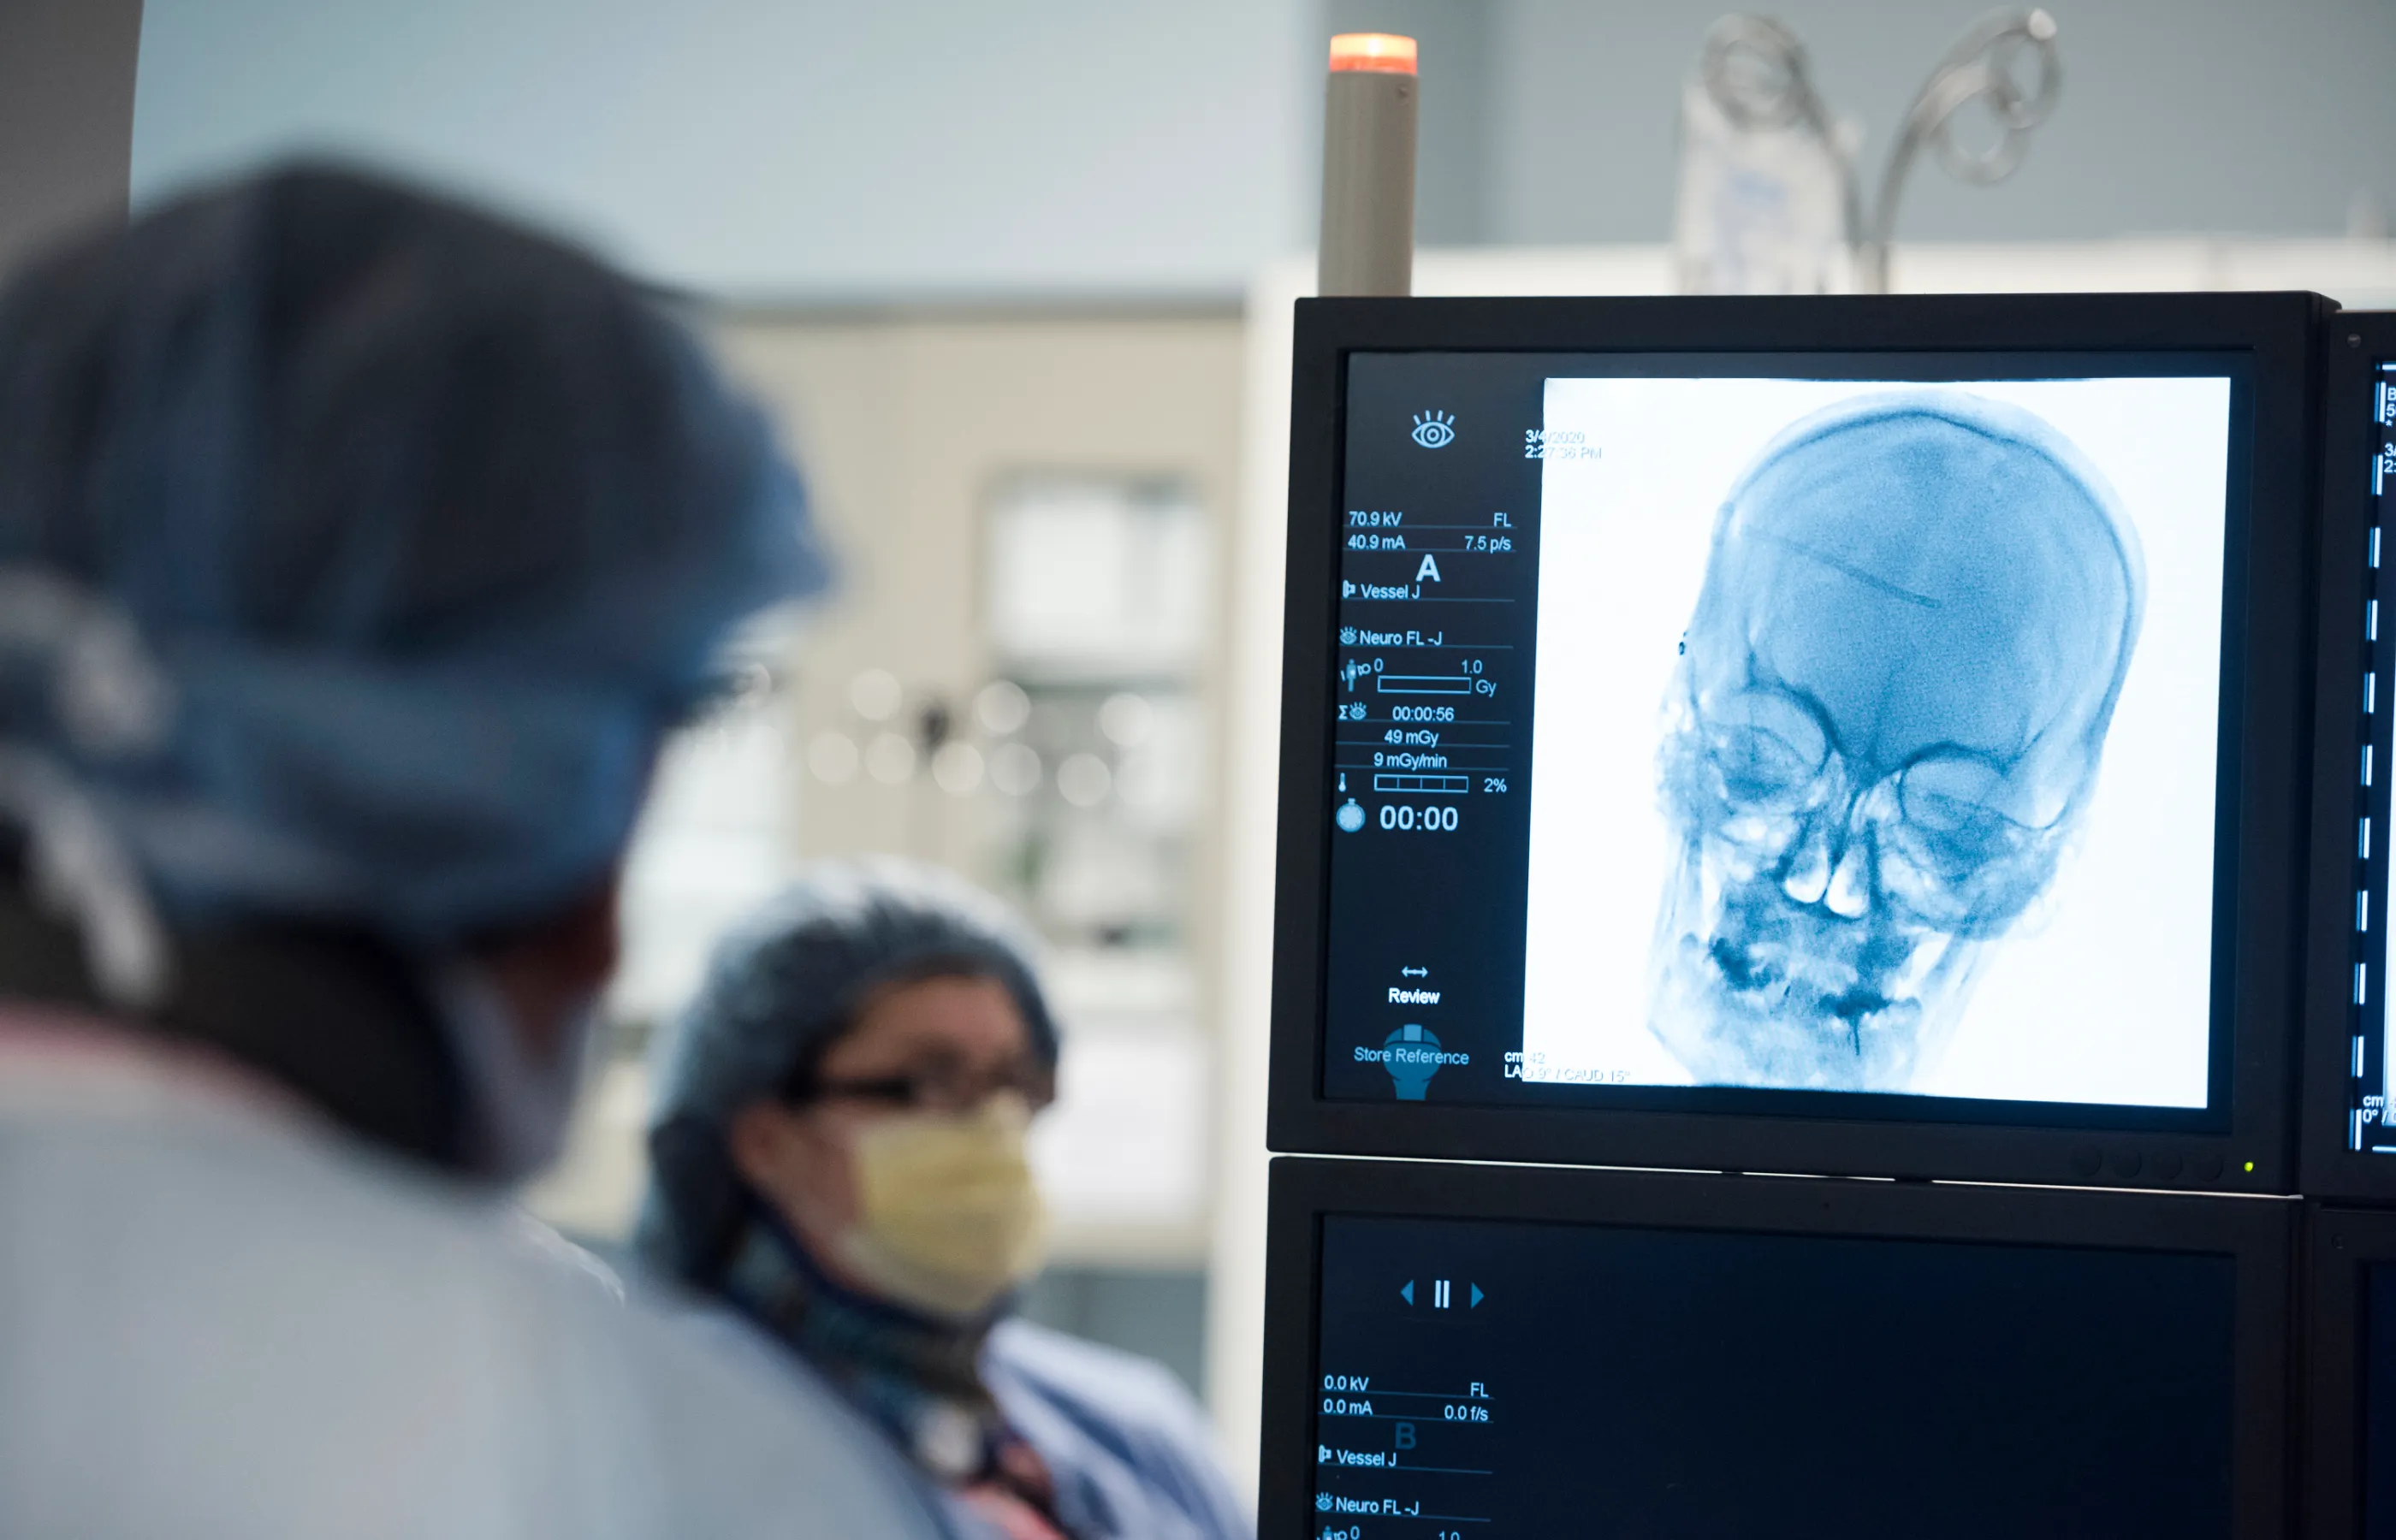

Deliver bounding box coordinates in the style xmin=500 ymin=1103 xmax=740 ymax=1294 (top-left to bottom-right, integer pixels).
xmin=983 ymin=1317 xmax=1198 ymax=1423
xmin=982 ymin=1320 xmax=1252 ymax=1540
xmin=3 ymin=1083 xmax=947 ymax=1540
xmin=483 ymin=1222 xmax=958 ymax=1540
xmin=979 ymin=1322 xmax=1225 ymax=1474
xmin=314 ymin=1148 xmax=955 ymax=1540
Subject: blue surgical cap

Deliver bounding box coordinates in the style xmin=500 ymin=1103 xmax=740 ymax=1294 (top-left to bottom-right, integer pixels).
xmin=638 ymin=860 xmax=1059 ymax=1283
xmin=0 ymin=163 xmax=827 ymax=970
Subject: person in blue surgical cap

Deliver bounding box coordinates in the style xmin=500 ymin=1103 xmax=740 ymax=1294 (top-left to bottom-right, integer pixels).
xmin=638 ymin=861 xmax=1252 ymax=1540
xmin=0 ymin=164 xmax=945 ymax=1540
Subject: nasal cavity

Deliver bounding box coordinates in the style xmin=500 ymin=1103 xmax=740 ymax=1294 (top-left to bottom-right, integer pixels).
xmin=1780 ymin=832 xmax=1831 ymax=905
xmin=1824 ymin=843 xmax=1872 ymax=919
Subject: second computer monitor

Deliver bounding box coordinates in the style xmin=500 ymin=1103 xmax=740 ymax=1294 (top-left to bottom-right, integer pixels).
xmin=1260 ymin=1158 xmax=2293 ymax=1539
xmin=2299 ymin=1205 xmax=2396 ymax=1537
xmin=2302 ymin=311 xmax=2396 ymax=1200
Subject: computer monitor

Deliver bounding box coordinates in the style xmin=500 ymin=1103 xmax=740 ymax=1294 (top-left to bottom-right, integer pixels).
xmin=1260 ymin=1157 xmax=2293 ymax=1540
xmin=1268 ymin=293 xmax=2328 ymax=1190
xmin=2303 ymin=311 xmax=2396 ymax=1200
xmin=2298 ymin=1205 xmax=2396 ymax=1537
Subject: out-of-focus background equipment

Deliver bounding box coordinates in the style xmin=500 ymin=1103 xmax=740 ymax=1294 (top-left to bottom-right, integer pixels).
xmin=1319 ymin=33 xmax=1420 ymax=297
xmin=1675 ymin=7 xmax=2063 ymax=293
xmin=1672 ymin=15 xmax=1860 ymax=295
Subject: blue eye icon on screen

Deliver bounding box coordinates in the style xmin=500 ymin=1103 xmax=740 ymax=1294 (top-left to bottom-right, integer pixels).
xmin=1411 ymin=410 xmax=1456 ymax=448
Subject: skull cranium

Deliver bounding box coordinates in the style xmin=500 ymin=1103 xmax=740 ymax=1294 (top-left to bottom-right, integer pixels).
xmin=1648 ymin=390 xmax=2144 ymax=1089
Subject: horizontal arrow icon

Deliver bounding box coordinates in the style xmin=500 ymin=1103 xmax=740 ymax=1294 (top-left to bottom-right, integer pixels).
xmin=1470 ymin=1283 xmax=1484 ymax=1308
xmin=1399 ymin=1280 xmax=1414 ymax=1306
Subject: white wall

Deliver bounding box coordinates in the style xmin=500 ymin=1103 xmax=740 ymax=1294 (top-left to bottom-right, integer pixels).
xmin=131 ymin=0 xmax=1314 ymax=298
xmin=133 ymin=1 xmax=2396 ymax=299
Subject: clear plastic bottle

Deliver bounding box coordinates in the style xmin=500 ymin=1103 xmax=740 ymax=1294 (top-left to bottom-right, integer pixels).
xmin=1670 ymin=17 xmax=1858 ymax=296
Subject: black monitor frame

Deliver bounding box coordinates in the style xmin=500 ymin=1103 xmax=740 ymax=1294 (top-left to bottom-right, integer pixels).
xmin=1267 ymin=293 xmax=2330 ymax=1192
xmin=1260 ymin=1155 xmax=2298 ymax=1540
xmin=2301 ymin=311 xmax=2396 ymax=1200
xmin=2301 ymin=1203 xmax=2396 ymax=1537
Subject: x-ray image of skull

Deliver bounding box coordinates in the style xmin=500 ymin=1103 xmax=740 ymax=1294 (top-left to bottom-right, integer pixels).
xmin=1649 ymin=391 xmax=2145 ymax=1090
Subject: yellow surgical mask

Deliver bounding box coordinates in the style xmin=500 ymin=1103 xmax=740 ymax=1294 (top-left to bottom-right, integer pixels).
xmin=838 ymin=1092 xmax=1049 ymax=1319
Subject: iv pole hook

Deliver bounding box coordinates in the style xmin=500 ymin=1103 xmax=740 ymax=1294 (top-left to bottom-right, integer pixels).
xmin=1860 ymin=8 xmax=2062 ymax=293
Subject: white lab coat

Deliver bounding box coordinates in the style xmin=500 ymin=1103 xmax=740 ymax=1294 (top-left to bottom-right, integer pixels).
xmin=0 ymin=1009 xmax=946 ymax=1540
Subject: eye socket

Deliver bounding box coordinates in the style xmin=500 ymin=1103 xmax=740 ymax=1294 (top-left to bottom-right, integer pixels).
xmin=1878 ymin=754 xmax=2067 ymax=931
xmin=1897 ymin=754 xmax=2007 ymax=828
xmin=1893 ymin=755 xmax=2037 ymax=871
xmin=1698 ymin=689 xmax=1830 ymax=811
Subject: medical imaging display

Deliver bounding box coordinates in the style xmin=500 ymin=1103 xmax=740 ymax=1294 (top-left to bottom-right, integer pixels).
xmin=2344 ymin=365 xmax=2396 ymax=1158
xmin=1321 ymin=352 xmax=2243 ymax=1123
xmin=1309 ymin=1211 xmax=2236 ymax=1537
xmin=1648 ymin=392 xmax=2144 ymax=1090
xmin=2368 ymin=1262 xmax=2396 ymax=1539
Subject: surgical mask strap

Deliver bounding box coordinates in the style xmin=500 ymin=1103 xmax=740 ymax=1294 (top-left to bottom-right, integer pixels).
xmin=0 ymin=745 xmax=172 ymax=1010
xmin=426 ymin=957 xmax=600 ymax=1182
xmin=0 ymin=568 xmax=179 ymax=1011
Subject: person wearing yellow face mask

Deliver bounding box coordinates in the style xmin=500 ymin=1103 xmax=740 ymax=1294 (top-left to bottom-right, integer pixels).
xmin=638 ymin=861 xmax=1250 ymax=1540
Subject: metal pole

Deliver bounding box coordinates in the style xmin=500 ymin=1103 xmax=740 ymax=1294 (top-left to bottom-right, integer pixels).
xmin=1319 ymin=33 xmax=1419 ymax=298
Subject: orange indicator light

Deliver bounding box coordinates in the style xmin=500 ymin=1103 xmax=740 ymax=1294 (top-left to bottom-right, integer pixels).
xmin=1329 ymin=33 xmax=1417 ymax=74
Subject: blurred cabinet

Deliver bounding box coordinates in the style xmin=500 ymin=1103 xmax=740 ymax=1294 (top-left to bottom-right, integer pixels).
xmin=532 ymin=307 xmax=1243 ymax=1265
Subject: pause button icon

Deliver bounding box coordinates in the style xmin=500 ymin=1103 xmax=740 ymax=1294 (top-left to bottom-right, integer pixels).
xmin=1434 ymin=1280 xmax=1451 ymax=1308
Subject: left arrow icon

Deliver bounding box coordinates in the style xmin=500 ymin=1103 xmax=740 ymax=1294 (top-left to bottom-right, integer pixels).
xmin=1399 ymin=1280 xmax=1414 ymax=1306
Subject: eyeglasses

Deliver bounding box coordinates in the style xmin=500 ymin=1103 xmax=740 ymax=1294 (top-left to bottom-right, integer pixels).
xmin=794 ymin=1060 xmax=1056 ymax=1116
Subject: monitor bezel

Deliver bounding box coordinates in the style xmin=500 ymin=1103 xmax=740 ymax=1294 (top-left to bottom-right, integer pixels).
xmin=2300 ymin=1203 xmax=2396 ymax=1537
xmin=2300 ymin=311 xmax=2396 ymax=1200
xmin=1268 ymin=292 xmax=2328 ymax=1191
xmin=1260 ymin=1155 xmax=2297 ymax=1540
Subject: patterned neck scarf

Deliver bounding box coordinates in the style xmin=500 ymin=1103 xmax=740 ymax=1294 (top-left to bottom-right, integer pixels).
xmin=720 ymin=1210 xmax=1061 ymax=1516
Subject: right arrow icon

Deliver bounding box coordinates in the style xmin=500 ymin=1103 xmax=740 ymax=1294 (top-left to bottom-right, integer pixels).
xmin=1470 ymin=1283 xmax=1484 ymax=1308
